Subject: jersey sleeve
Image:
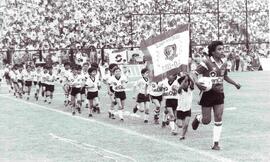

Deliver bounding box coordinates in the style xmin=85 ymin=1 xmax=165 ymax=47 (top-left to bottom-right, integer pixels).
xmin=194 ymin=60 xmax=208 ymax=75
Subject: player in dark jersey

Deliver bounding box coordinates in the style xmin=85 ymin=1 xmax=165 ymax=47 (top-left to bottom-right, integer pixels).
xmin=191 ymin=41 xmax=241 ymax=150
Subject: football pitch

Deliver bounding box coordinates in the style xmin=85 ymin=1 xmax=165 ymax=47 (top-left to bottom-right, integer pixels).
xmin=0 ymin=71 xmax=269 ymax=162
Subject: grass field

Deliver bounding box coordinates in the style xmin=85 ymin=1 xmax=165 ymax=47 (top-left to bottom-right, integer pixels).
xmin=0 ymin=71 xmax=270 ymax=162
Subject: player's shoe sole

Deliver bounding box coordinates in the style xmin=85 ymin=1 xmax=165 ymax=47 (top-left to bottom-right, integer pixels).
xmin=192 ymin=115 xmax=200 ymax=130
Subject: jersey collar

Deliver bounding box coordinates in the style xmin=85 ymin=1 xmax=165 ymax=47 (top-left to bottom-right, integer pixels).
xmin=210 ymin=56 xmax=223 ymax=69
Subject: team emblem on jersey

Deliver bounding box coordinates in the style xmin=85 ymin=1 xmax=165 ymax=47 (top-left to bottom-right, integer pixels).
xmin=164 ymin=44 xmax=177 ymax=61
xmin=209 ymin=70 xmax=217 ymax=77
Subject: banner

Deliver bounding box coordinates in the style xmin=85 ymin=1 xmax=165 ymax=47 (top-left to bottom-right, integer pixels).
xmin=141 ymin=24 xmax=190 ymax=81
xmin=108 ymin=49 xmax=128 ymax=64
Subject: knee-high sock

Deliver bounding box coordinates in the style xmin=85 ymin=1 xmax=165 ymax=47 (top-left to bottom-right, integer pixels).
xmin=213 ymin=121 xmax=222 ymax=143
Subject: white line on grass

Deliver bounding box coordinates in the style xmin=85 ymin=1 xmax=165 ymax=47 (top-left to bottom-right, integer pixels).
xmin=0 ymin=94 xmax=235 ymax=162
xmin=50 ymin=133 xmax=137 ymax=162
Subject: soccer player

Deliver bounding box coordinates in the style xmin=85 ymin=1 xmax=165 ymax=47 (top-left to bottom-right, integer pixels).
xmin=44 ymin=66 xmax=56 ymax=104
xmin=17 ymin=64 xmax=24 ymax=97
xmin=161 ymin=73 xmax=180 ymax=135
xmin=60 ymin=62 xmax=72 ymax=106
xmin=9 ymin=65 xmax=20 ymax=97
xmin=85 ymin=67 xmax=101 ymax=117
xmin=32 ymin=65 xmax=43 ymax=101
xmin=41 ymin=66 xmax=49 ymax=102
xmin=69 ymin=65 xmax=84 ymax=115
xmin=108 ymin=67 xmax=128 ymax=121
xmin=191 ymin=41 xmax=241 ymax=150
xmin=176 ymin=74 xmax=194 ymax=140
xmin=107 ymin=63 xmax=119 ymax=119
xmin=81 ymin=62 xmax=90 ymax=109
xmin=22 ymin=65 xmax=34 ymax=100
xmin=3 ymin=65 xmax=13 ymax=93
xmin=149 ymin=80 xmax=163 ymax=124
xmin=132 ymin=68 xmax=151 ymax=123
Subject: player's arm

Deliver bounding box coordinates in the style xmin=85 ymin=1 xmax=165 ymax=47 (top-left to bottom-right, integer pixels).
xmin=132 ymin=81 xmax=139 ymax=99
xmin=224 ymin=75 xmax=241 ymax=89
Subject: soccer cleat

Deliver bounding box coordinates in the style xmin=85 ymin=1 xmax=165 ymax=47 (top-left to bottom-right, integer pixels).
xmin=179 ymin=137 xmax=185 ymax=140
xmin=171 ymin=131 xmax=178 ymax=136
xmin=120 ymin=118 xmax=124 ymax=122
xmin=133 ymin=106 xmax=138 ymax=113
xmin=85 ymin=104 xmax=89 ymax=109
xmin=48 ymin=101 xmax=51 ymax=104
xmin=44 ymin=99 xmax=47 ymax=103
xmin=111 ymin=114 xmax=116 ymax=119
xmin=212 ymin=142 xmax=220 ymax=150
xmin=77 ymin=108 xmax=81 ymax=114
xmin=192 ymin=115 xmax=200 ymax=130
xmin=144 ymin=120 xmax=148 ymax=123
xmin=96 ymin=107 xmax=100 ymax=114
xmin=165 ymin=120 xmax=170 ymax=125
xmin=26 ymin=97 xmax=29 ymax=101
xmin=72 ymin=111 xmax=75 ymax=116
xmin=108 ymin=112 xmax=112 ymax=118
xmin=161 ymin=121 xmax=166 ymax=128
xmin=93 ymin=106 xmax=97 ymax=113
xmin=88 ymin=114 xmax=93 ymax=117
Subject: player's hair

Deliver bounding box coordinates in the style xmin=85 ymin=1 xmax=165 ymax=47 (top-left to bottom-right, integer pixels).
xmin=113 ymin=67 xmax=121 ymax=73
xmin=64 ymin=62 xmax=71 ymax=66
xmin=83 ymin=62 xmax=89 ymax=66
xmin=208 ymin=41 xmax=223 ymax=57
xmin=91 ymin=62 xmax=99 ymax=69
xmin=141 ymin=68 xmax=149 ymax=75
xmin=88 ymin=67 xmax=97 ymax=74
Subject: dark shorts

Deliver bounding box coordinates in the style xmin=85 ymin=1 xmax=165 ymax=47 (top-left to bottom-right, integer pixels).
xmin=199 ymin=89 xmax=224 ymax=107
xmin=137 ymin=93 xmax=150 ymax=103
xmin=33 ymin=81 xmax=37 ymax=86
xmin=4 ymin=73 xmax=10 ymax=80
xmin=114 ymin=91 xmax=126 ymax=100
xmin=40 ymin=82 xmax=46 ymax=88
xmin=25 ymin=81 xmax=32 ymax=87
xmin=80 ymin=86 xmax=86 ymax=94
xmin=87 ymin=91 xmax=98 ymax=100
xmin=18 ymin=79 xmax=24 ymax=86
xmin=150 ymin=95 xmax=163 ymax=103
xmin=176 ymin=110 xmax=191 ymax=120
xmin=45 ymin=84 xmax=54 ymax=92
xmin=165 ymin=99 xmax=178 ymax=111
xmin=71 ymin=87 xmax=82 ymax=96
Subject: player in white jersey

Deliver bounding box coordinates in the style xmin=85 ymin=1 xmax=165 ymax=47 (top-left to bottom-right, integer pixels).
xmin=32 ymin=66 xmax=43 ymax=101
xmin=81 ymin=62 xmax=90 ymax=109
xmin=69 ymin=65 xmax=84 ymax=115
xmin=3 ymin=65 xmax=13 ymax=93
xmin=107 ymin=67 xmax=128 ymax=121
xmin=132 ymin=68 xmax=151 ymax=123
xmin=41 ymin=67 xmax=49 ymax=102
xmin=17 ymin=65 xmax=24 ymax=95
xmin=161 ymin=74 xmax=180 ymax=135
xmin=107 ymin=63 xmax=119 ymax=119
xmin=149 ymin=80 xmax=163 ymax=124
xmin=9 ymin=65 xmax=20 ymax=97
xmin=176 ymin=74 xmax=194 ymax=140
xmin=22 ymin=65 xmax=34 ymax=100
xmin=44 ymin=66 xmax=56 ymax=104
xmin=60 ymin=62 xmax=71 ymax=105
xmin=85 ymin=67 xmax=101 ymax=117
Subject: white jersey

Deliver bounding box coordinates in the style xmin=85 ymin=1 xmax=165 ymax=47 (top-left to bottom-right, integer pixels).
xmin=22 ymin=71 xmax=33 ymax=81
xmin=17 ymin=70 xmax=23 ymax=80
xmin=134 ymin=78 xmax=149 ymax=94
xmin=81 ymin=70 xmax=89 ymax=83
xmin=108 ymin=75 xmax=128 ymax=92
xmin=10 ymin=70 xmax=18 ymax=82
xmin=69 ymin=74 xmax=84 ymax=88
xmin=41 ymin=72 xmax=48 ymax=83
xmin=85 ymin=76 xmax=100 ymax=92
xmin=162 ymin=78 xmax=180 ymax=99
xmin=149 ymin=82 xmax=163 ymax=96
xmin=177 ymin=88 xmax=193 ymax=112
xmin=45 ymin=73 xmax=56 ymax=85
xmin=60 ymin=68 xmax=72 ymax=83
xmin=33 ymin=70 xmax=43 ymax=82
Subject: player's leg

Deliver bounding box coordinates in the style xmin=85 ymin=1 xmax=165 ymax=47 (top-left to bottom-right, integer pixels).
xmin=93 ymin=95 xmax=100 ymax=114
xmin=167 ymin=107 xmax=177 ymax=135
xmin=115 ymin=97 xmax=123 ymax=121
xmin=152 ymin=98 xmax=161 ymax=124
xmin=144 ymin=101 xmax=150 ymax=123
xmin=192 ymin=106 xmax=212 ymax=130
xmin=212 ymin=104 xmax=224 ymax=150
xmin=180 ymin=111 xmax=191 ymax=140
xmin=88 ymin=99 xmax=94 ymax=117
xmin=76 ymin=92 xmax=82 ymax=114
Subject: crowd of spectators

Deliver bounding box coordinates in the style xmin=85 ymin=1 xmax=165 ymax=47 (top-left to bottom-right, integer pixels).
xmin=0 ymin=0 xmax=269 ymax=65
